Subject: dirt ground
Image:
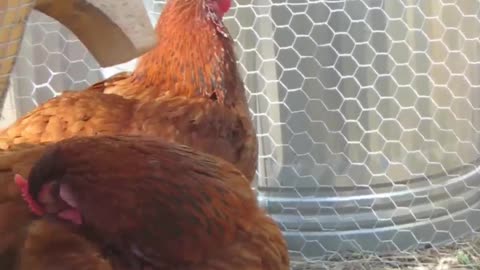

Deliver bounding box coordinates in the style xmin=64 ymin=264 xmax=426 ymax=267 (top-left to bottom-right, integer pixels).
xmin=290 ymin=239 xmax=480 ymax=270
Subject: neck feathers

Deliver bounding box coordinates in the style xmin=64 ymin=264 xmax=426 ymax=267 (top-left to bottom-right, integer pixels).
xmin=132 ymin=1 xmax=244 ymax=105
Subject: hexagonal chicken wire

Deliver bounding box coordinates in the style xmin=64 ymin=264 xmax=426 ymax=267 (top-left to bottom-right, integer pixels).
xmin=7 ymin=0 xmax=480 ymax=263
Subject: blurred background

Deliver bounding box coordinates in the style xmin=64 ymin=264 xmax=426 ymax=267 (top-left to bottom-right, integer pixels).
xmin=6 ymin=0 xmax=480 ymax=262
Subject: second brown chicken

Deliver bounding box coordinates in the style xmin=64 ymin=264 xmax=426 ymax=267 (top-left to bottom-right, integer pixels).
xmin=15 ymin=135 xmax=289 ymax=270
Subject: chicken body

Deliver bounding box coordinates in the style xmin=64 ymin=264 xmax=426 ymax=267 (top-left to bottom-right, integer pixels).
xmin=0 ymin=91 xmax=256 ymax=181
xmin=0 ymin=0 xmax=258 ymax=182
xmin=21 ymin=135 xmax=289 ymax=270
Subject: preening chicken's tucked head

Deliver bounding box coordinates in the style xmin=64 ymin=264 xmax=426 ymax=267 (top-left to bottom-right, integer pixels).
xmin=15 ymin=146 xmax=83 ymax=226
xmin=12 ymin=136 xmax=267 ymax=269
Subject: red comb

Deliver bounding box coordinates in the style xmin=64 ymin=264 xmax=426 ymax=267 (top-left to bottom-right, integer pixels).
xmin=14 ymin=174 xmax=45 ymax=216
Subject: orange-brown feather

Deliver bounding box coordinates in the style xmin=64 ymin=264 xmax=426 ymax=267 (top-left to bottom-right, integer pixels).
xmin=0 ymin=91 xmax=256 ymax=181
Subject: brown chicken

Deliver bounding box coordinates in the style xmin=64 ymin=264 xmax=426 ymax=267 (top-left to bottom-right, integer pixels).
xmin=15 ymin=135 xmax=288 ymax=270
xmin=0 ymin=0 xmax=258 ymax=182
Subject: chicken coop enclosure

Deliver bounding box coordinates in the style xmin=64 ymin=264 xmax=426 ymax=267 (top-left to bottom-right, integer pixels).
xmin=5 ymin=0 xmax=480 ymax=263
